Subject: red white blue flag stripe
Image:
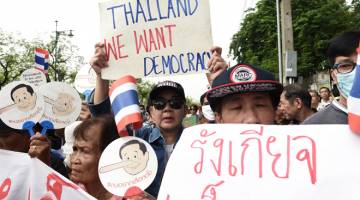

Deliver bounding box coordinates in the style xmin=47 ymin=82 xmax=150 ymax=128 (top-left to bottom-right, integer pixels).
xmin=109 ymin=75 xmax=142 ymax=136
xmin=35 ymin=48 xmax=49 ymax=72
xmin=348 ymin=44 xmax=360 ymax=134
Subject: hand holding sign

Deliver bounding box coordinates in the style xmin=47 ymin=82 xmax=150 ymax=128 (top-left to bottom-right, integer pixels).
xmin=89 ymin=43 xmax=108 ymax=76
xmin=28 ymin=132 xmax=51 ymax=166
xmin=206 ymin=46 xmax=228 ymax=84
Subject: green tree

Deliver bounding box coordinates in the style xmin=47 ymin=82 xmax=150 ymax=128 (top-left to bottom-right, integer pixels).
xmin=0 ymin=29 xmax=84 ymax=89
xmin=136 ymin=78 xmax=155 ymax=105
xmin=229 ymin=0 xmax=353 ymax=78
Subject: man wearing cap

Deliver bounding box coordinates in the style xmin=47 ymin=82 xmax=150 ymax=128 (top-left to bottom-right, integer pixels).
xmin=207 ymin=63 xmax=283 ymax=124
xmin=89 ymin=43 xmax=186 ymax=197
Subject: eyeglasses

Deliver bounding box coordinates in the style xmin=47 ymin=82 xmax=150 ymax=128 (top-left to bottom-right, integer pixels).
xmin=151 ymin=98 xmax=184 ymax=110
xmin=333 ymin=62 xmax=356 ymax=74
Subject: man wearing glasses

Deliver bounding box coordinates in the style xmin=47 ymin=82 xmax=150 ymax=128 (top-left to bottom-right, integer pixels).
xmin=303 ymin=31 xmax=360 ymax=124
xmin=88 ymin=43 xmax=186 ymax=197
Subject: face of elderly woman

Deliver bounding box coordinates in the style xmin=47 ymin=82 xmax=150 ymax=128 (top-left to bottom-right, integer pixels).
xmin=70 ymin=127 xmax=101 ymax=184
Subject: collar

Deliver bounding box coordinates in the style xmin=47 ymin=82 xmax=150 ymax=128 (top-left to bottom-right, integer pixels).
xmin=148 ymin=126 xmax=184 ymax=144
xmin=332 ymin=100 xmax=347 ymax=113
xmin=148 ymin=127 xmax=163 ymax=143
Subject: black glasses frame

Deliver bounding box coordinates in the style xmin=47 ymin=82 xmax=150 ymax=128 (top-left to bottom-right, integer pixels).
xmin=332 ymin=61 xmax=356 ymax=74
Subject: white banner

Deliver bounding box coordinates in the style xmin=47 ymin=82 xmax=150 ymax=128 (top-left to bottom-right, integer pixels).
xmin=158 ymin=124 xmax=360 ymax=200
xmin=98 ymin=0 xmax=213 ymax=79
xmin=0 ymin=150 xmax=95 ymax=200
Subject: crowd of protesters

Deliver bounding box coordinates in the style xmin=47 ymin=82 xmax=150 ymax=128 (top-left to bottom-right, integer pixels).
xmin=0 ymin=29 xmax=359 ymax=199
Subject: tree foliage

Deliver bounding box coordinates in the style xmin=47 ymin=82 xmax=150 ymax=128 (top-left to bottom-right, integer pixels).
xmin=0 ymin=29 xmax=84 ymax=89
xmin=229 ymin=0 xmax=356 ymax=77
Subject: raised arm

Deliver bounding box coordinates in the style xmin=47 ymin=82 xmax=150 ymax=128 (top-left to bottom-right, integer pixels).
xmin=206 ymin=46 xmax=228 ymax=85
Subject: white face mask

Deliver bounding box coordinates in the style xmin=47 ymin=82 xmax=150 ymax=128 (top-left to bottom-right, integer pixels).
xmin=336 ymin=69 xmax=356 ymax=98
xmin=201 ymin=105 xmax=215 ymax=121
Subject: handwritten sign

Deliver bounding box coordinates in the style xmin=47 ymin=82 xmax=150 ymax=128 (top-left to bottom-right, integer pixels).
xmin=98 ymin=137 xmax=158 ymax=196
xmin=158 ymin=124 xmax=360 ymax=200
xmin=20 ymin=68 xmax=47 ymax=87
xmin=0 ymin=150 xmax=95 ymax=199
xmin=98 ymin=0 xmax=213 ymax=79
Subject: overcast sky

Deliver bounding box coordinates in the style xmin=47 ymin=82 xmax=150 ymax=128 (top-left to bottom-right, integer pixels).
xmin=0 ymin=0 xmax=257 ymax=101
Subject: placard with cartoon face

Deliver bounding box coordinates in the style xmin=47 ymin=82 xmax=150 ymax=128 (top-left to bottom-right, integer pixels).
xmin=74 ymin=64 xmax=96 ymax=96
xmin=98 ymin=137 xmax=158 ymax=196
xmin=20 ymin=68 xmax=47 ymax=87
xmin=38 ymin=82 xmax=81 ymax=129
xmin=0 ymin=81 xmax=44 ymax=129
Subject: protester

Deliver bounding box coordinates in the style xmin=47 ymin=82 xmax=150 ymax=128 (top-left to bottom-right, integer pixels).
xmin=70 ymin=115 xmax=120 ymax=200
xmin=317 ymin=86 xmax=332 ymax=111
xmin=183 ymin=104 xmax=199 ymax=127
xmin=88 ymin=43 xmax=186 ymax=197
xmin=0 ymin=120 xmax=68 ymax=177
xmin=309 ymin=90 xmax=320 ymax=112
xmin=207 ymin=63 xmax=283 ymax=124
xmin=198 ymin=92 xmax=215 ymax=124
xmin=304 ymin=30 xmax=360 ymax=124
xmin=275 ymin=103 xmax=291 ymax=125
xmin=279 ymin=84 xmax=315 ymax=124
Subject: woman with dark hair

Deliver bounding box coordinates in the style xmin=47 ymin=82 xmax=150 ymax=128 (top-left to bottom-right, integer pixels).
xmin=69 ymin=115 xmax=156 ymax=200
xmin=69 ymin=114 xmax=120 ymax=200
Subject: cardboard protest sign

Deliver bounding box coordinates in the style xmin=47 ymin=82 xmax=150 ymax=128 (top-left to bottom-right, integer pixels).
xmin=98 ymin=137 xmax=158 ymax=196
xmin=0 ymin=149 xmax=95 ymax=200
xmin=0 ymin=81 xmax=44 ymax=129
xmin=74 ymin=64 xmax=97 ymax=96
xmin=158 ymin=124 xmax=360 ymax=200
xmin=20 ymin=68 xmax=47 ymax=87
xmin=98 ymin=0 xmax=213 ymax=79
xmin=38 ymin=82 xmax=82 ymax=129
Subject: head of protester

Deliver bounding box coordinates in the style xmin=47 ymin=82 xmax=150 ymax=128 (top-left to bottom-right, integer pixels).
xmin=207 ymin=63 xmax=283 ymax=124
xmin=198 ymin=91 xmax=215 ymax=124
xmin=303 ymin=30 xmax=360 ymax=124
xmin=70 ymin=115 xmax=119 ymax=200
xmin=280 ymin=84 xmax=315 ymax=124
xmin=146 ymin=81 xmax=186 ymax=142
xmin=308 ymin=89 xmax=320 ymax=112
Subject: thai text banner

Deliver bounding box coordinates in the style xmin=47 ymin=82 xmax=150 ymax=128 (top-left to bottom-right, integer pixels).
xmin=158 ymin=124 xmax=360 ymax=200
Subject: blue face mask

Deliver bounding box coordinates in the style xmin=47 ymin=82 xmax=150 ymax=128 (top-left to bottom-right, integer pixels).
xmin=336 ymin=69 xmax=356 ymax=98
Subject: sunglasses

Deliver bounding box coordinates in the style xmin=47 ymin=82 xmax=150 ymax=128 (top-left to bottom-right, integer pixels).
xmin=151 ymin=98 xmax=184 ymax=110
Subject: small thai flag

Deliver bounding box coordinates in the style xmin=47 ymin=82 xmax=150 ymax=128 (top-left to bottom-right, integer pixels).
xmin=109 ymin=75 xmax=143 ymax=136
xmin=35 ymin=48 xmax=49 ymax=73
xmin=348 ymin=44 xmax=360 ymax=134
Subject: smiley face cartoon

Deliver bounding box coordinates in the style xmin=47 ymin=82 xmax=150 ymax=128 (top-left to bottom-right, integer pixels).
xmin=10 ymin=84 xmax=37 ymax=112
xmin=52 ymin=92 xmax=76 ymax=116
xmin=119 ymin=140 xmax=149 ymax=175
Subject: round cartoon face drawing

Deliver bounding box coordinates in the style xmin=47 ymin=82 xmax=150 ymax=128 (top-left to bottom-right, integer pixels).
xmin=10 ymin=84 xmax=37 ymax=112
xmin=119 ymin=140 xmax=149 ymax=175
xmin=52 ymin=92 xmax=76 ymax=116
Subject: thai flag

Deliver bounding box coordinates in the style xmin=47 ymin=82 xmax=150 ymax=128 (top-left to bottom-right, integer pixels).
xmin=109 ymin=75 xmax=143 ymax=136
xmin=35 ymin=48 xmax=49 ymax=73
xmin=348 ymin=44 xmax=360 ymax=134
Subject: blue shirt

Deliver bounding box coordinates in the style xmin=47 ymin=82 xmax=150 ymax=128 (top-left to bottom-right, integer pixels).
xmin=87 ymin=93 xmax=183 ymax=197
